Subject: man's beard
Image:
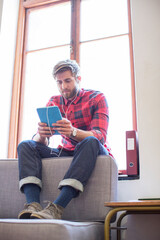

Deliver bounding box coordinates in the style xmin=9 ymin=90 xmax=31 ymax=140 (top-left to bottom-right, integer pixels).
xmin=63 ymin=86 xmax=78 ymax=100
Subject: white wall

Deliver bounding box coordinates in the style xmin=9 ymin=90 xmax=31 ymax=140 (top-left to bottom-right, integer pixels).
xmin=0 ymin=0 xmax=3 ymax=31
xmin=118 ymin=0 xmax=160 ymax=202
xmin=118 ymin=0 xmax=160 ymax=239
xmin=0 ymin=0 xmax=19 ymax=158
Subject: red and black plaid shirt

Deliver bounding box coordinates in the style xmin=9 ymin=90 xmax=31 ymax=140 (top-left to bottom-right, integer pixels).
xmin=47 ymin=88 xmax=112 ymax=156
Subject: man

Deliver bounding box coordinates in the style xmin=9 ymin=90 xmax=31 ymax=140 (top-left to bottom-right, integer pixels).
xmin=18 ymin=59 xmax=112 ymax=220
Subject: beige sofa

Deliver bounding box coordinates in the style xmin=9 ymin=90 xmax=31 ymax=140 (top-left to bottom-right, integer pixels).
xmin=0 ymin=155 xmax=118 ymax=240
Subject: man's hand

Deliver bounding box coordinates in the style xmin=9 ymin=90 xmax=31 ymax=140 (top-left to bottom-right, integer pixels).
xmin=53 ymin=118 xmax=94 ymax=141
xmin=52 ymin=118 xmax=73 ymax=138
xmin=33 ymin=122 xmax=55 ymax=145
xmin=38 ymin=122 xmax=55 ymax=137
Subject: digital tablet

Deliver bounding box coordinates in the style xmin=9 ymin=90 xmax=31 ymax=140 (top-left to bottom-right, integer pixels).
xmin=36 ymin=106 xmax=62 ymax=135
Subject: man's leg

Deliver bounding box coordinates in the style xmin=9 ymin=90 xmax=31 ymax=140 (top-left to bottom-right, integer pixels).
xmin=17 ymin=140 xmax=68 ymax=218
xmin=18 ymin=140 xmax=61 ymax=192
xmin=59 ymin=136 xmax=108 ymax=190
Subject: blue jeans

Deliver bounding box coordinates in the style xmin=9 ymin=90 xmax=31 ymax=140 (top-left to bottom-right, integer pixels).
xmin=18 ymin=136 xmax=109 ymax=193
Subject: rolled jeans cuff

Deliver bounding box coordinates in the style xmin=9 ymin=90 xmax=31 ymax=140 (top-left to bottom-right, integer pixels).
xmin=19 ymin=176 xmax=42 ymax=192
xmin=58 ymin=178 xmax=84 ymax=192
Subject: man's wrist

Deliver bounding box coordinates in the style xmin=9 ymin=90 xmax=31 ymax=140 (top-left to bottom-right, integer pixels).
xmin=71 ymin=127 xmax=77 ymax=137
xmin=32 ymin=133 xmax=49 ymax=146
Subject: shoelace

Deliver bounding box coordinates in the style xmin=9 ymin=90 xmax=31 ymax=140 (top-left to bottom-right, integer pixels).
xmin=47 ymin=202 xmax=58 ymax=212
xmin=43 ymin=201 xmax=58 ymax=214
xmin=24 ymin=202 xmax=42 ymax=211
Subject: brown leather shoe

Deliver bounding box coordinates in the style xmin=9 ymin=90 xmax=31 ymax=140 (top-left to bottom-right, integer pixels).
xmin=31 ymin=202 xmax=64 ymax=219
xmin=18 ymin=202 xmax=42 ymax=219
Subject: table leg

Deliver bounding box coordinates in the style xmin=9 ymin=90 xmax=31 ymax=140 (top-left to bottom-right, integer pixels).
xmin=117 ymin=212 xmax=128 ymax=240
xmin=104 ymin=208 xmax=119 ymax=240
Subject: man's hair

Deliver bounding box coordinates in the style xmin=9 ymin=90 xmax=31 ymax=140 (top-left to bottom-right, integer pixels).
xmin=53 ymin=59 xmax=80 ymax=79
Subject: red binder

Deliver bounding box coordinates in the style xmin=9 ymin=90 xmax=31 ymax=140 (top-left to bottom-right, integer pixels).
xmin=126 ymin=130 xmax=139 ymax=176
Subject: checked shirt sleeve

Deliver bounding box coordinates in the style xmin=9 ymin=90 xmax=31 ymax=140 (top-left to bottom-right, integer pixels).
xmin=90 ymin=94 xmax=109 ymax=145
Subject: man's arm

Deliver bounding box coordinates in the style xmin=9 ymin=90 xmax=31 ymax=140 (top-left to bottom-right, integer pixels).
xmin=89 ymin=94 xmax=109 ymax=144
xmin=70 ymin=128 xmax=94 ymax=142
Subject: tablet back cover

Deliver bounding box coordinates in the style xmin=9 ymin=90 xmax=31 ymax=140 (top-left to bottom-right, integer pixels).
xmin=37 ymin=106 xmax=62 ymax=135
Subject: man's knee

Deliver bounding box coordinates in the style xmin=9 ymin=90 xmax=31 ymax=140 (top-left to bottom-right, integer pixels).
xmin=82 ymin=136 xmax=99 ymax=146
xmin=75 ymin=136 xmax=100 ymax=153
xmin=17 ymin=140 xmax=33 ymax=155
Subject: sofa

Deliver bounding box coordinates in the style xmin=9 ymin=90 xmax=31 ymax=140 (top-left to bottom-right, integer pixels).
xmin=0 ymin=155 xmax=118 ymax=240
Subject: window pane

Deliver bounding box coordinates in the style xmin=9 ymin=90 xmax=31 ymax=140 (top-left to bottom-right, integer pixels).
xmin=80 ymin=36 xmax=132 ymax=169
xmin=27 ymin=2 xmax=71 ymax=51
xmin=80 ymin=0 xmax=129 ymax=42
xmin=21 ymin=46 xmax=70 ymax=143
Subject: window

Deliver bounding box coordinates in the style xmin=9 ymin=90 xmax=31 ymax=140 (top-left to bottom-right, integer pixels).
xmin=9 ymin=0 xmax=136 ymax=172
xmin=21 ymin=1 xmax=71 ymax=147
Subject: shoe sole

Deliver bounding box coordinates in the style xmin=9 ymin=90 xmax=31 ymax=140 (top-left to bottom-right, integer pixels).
xmin=30 ymin=213 xmax=46 ymax=219
xmin=18 ymin=211 xmax=32 ymax=219
xmin=30 ymin=213 xmax=58 ymax=219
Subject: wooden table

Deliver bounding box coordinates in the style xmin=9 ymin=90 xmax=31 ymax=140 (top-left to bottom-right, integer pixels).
xmin=104 ymin=200 xmax=160 ymax=240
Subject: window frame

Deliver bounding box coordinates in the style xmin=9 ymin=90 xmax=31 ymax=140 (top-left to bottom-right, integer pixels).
xmin=8 ymin=0 xmax=137 ymax=175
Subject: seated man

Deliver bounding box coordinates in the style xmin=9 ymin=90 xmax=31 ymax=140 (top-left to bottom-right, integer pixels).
xmin=18 ymin=59 xmax=112 ymax=219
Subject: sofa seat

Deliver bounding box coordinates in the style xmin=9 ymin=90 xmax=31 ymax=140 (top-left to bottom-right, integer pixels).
xmin=0 ymin=219 xmax=104 ymax=240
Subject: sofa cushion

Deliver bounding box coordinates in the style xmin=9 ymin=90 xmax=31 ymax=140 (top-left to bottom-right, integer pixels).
xmin=0 ymin=155 xmax=117 ymax=221
xmin=0 ymin=219 xmax=104 ymax=240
